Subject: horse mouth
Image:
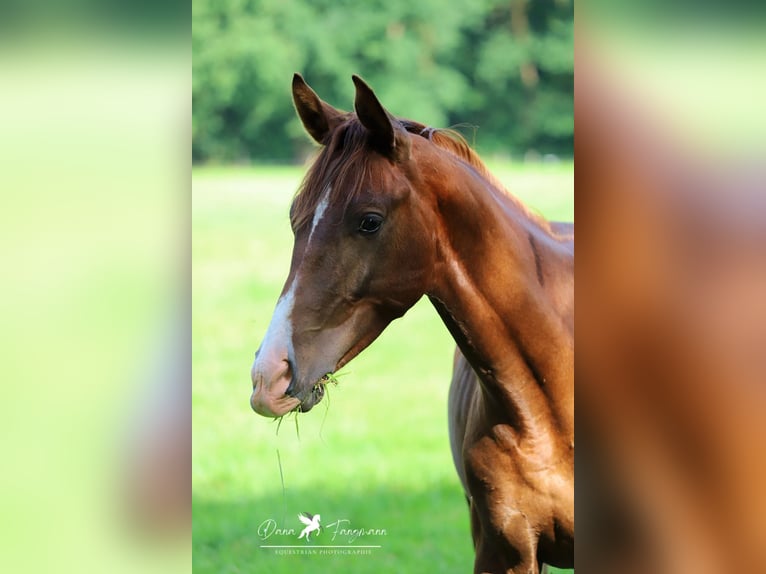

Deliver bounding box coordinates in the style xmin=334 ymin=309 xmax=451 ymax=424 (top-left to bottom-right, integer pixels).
xmin=292 ymin=376 xmax=330 ymax=413
xmin=289 ymin=334 xmax=377 ymax=414
xmin=292 ymin=335 xmax=375 ymax=413
xmin=297 ymin=383 xmax=325 ymax=413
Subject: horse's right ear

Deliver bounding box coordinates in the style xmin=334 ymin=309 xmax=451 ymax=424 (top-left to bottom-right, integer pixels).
xmin=292 ymin=73 xmax=345 ymax=145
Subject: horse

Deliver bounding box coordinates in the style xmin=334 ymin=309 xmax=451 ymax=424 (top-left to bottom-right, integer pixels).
xmin=249 ymin=74 xmax=574 ymax=574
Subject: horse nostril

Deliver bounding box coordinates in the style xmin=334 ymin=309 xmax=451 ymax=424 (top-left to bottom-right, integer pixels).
xmin=250 ymin=362 xmax=260 ymax=389
xmin=283 ymin=359 xmax=296 ymax=396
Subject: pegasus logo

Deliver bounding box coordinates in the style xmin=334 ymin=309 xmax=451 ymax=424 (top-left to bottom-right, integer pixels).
xmin=297 ymin=512 xmax=321 ymax=541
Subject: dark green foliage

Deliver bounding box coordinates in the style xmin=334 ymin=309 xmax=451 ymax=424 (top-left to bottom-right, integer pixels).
xmin=193 ymin=0 xmax=572 ymax=163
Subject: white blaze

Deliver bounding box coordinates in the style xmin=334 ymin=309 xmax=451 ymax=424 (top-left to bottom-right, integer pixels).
xmin=308 ymin=186 xmax=331 ymax=245
xmin=254 ymin=281 xmax=296 ymax=374
xmin=254 ymin=187 xmax=330 ymax=377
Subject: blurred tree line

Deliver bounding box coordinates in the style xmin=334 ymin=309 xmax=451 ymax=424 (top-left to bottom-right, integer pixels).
xmin=193 ymin=0 xmax=572 ymax=163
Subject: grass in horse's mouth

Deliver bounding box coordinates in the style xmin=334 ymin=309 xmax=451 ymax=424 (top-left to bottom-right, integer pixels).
xmin=274 ymin=372 xmax=347 ymax=439
xmin=318 ymin=372 xmax=343 ymax=388
xmin=306 ymin=372 xmax=342 ymax=408
xmin=308 ymin=371 xmax=344 ymax=399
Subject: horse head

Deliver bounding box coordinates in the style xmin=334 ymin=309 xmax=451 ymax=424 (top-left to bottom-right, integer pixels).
xmin=250 ymin=74 xmax=438 ymax=417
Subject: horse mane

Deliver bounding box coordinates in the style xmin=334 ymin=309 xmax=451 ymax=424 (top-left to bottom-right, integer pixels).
xmin=400 ymin=120 xmax=508 ymax=193
xmin=291 ymin=116 xmax=551 ymax=233
xmin=404 ymin=121 xmax=553 ymax=232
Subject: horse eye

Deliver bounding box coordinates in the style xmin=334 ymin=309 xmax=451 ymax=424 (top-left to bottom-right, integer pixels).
xmin=358 ymin=213 xmax=383 ymax=234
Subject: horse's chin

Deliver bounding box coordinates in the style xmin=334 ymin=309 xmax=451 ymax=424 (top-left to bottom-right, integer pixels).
xmin=296 ymin=383 xmax=326 ymax=413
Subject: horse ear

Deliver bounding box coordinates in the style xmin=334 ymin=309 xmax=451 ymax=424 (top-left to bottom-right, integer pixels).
xmin=352 ymin=75 xmax=409 ymax=159
xmin=292 ymin=73 xmax=345 ymax=145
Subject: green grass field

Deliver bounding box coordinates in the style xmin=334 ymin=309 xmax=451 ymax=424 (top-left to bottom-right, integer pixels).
xmin=192 ymin=162 xmax=573 ymax=573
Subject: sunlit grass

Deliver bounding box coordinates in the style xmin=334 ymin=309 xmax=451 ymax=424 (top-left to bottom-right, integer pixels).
xmin=192 ymin=162 xmax=573 ymax=573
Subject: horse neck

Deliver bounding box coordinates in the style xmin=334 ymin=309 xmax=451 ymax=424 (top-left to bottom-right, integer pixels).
xmin=422 ymin=155 xmax=574 ymax=444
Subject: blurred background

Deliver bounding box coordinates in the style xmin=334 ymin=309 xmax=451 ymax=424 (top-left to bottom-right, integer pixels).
xmin=192 ymin=0 xmax=573 ymax=164
xmin=576 ymin=3 xmax=766 ymax=573
xmin=0 ymin=2 xmax=189 ymax=574
xmin=8 ymin=0 xmax=763 ymax=572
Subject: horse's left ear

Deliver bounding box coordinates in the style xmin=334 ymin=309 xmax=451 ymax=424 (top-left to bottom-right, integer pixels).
xmin=352 ymin=75 xmax=410 ymax=160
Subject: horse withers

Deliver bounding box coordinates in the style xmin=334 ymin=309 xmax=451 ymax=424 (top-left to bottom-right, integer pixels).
xmin=250 ymin=74 xmax=574 ymax=574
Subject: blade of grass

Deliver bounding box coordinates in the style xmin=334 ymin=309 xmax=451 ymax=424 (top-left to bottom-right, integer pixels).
xmin=276 ymin=448 xmax=286 ymax=524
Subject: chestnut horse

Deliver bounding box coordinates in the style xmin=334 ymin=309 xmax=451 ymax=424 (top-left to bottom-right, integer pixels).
xmin=250 ymin=74 xmax=574 ymax=573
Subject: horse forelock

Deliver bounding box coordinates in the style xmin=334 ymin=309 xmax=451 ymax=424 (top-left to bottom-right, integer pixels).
xmin=291 ymin=120 xmax=372 ymax=232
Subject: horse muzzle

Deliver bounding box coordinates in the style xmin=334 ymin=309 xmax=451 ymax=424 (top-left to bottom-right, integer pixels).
xmin=250 ymin=353 xmax=301 ymax=417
